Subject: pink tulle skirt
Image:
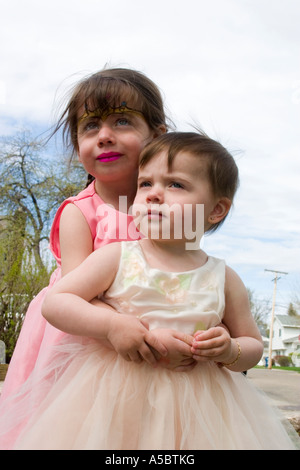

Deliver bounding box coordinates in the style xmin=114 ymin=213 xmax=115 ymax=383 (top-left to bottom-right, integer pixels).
xmin=0 ymin=337 xmax=296 ymax=450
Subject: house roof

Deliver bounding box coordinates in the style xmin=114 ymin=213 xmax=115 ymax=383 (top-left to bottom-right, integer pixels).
xmin=283 ymin=336 xmax=300 ymax=344
xmin=275 ymin=315 xmax=300 ymax=327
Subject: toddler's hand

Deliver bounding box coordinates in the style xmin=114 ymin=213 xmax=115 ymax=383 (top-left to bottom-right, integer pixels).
xmin=151 ymin=328 xmax=196 ymax=372
xmin=191 ymin=326 xmax=233 ymax=364
xmin=106 ymin=314 xmax=167 ymax=366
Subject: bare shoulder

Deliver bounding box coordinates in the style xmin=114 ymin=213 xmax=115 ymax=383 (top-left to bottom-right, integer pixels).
xmin=60 ymin=202 xmax=90 ymax=230
xmin=224 ymin=265 xmax=250 ymax=314
xmin=59 ymin=202 xmax=93 ymax=275
xmin=225 ymin=265 xmax=247 ymax=293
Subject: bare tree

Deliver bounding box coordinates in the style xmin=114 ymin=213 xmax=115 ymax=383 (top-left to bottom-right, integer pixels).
xmin=0 ymin=130 xmax=86 ymax=270
xmin=0 ymin=130 xmax=86 ymax=360
xmin=247 ymin=288 xmax=270 ymax=333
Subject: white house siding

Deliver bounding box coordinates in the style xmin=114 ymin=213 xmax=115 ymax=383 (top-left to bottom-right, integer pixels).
xmin=272 ymin=315 xmax=300 ymax=360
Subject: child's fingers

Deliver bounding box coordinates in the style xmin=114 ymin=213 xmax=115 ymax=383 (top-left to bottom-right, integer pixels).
xmin=126 ymin=351 xmax=143 ymax=364
xmin=193 ymin=329 xmax=218 ymax=341
xmin=192 ymin=327 xmax=229 ymax=349
xmin=145 ymin=332 xmax=168 ymax=357
xmin=173 ymin=339 xmax=194 ymax=356
xmin=192 ymin=336 xmax=223 ymax=351
xmin=173 ymin=331 xmax=194 ymax=346
xmin=124 ymin=343 xmax=157 ymax=366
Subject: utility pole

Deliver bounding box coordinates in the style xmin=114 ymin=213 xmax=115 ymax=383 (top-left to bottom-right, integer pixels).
xmin=265 ymin=269 xmax=288 ymax=369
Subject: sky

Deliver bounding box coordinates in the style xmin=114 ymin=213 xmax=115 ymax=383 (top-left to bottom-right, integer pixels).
xmin=1 ymin=0 xmax=300 ymax=315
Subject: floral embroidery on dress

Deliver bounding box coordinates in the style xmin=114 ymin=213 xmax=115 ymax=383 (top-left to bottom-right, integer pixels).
xmin=193 ymin=321 xmax=207 ymax=333
xmin=114 ymin=298 xmax=138 ymax=315
xmin=154 ymin=274 xmax=192 ymax=304
xmin=200 ymin=269 xmax=218 ymax=290
xmin=121 ymin=249 xmax=147 ymax=288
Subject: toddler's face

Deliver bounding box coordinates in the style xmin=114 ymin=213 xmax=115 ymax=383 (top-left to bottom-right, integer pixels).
xmin=133 ymin=150 xmax=218 ymax=244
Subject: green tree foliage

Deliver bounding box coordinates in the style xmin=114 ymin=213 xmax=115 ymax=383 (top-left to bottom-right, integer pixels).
xmin=0 ymin=130 xmax=86 ymax=361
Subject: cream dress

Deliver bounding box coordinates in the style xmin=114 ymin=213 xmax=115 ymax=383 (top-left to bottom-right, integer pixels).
xmin=7 ymin=241 xmax=297 ymax=449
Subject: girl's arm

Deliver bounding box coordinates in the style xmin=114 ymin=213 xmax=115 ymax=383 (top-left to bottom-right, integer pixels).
xmin=191 ymin=266 xmax=263 ymax=372
xmin=59 ymin=203 xmax=94 ymax=276
xmin=42 ymin=243 xmax=167 ymax=365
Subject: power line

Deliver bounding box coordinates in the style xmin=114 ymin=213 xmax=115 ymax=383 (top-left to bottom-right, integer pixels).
xmin=264 ymin=269 xmax=288 ymax=369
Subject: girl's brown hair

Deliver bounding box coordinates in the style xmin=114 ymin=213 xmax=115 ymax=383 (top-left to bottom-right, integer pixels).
xmin=53 ymin=67 xmax=169 ymax=157
xmin=139 ymin=131 xmax=239 ymax=233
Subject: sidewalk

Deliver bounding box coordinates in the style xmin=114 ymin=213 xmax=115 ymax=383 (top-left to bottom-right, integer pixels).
xmin=247 ymin=368 xmax=300 ymax=419
xmin=247 ymin=368 xmax=300 ymax=437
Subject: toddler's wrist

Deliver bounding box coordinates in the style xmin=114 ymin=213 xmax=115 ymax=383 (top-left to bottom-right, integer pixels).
xmin=218 ymin=339 xmax=241 ymax=368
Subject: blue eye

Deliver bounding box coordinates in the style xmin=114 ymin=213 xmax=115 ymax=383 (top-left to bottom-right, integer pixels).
xmin=86 ymin=121 xmax=99 ymax=131
xmin=79 ymin=119 xmax=100 ymax=133
xmin=139 ymin=181 xmax=151 ymax=188
xmin=171 ymin=182 xmax=183 ymax=189
xmin=116 ymin=117 xmax=130 ymax=126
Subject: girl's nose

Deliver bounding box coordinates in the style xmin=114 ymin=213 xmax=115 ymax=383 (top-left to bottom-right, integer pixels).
xmin=97 ymin=123 xmax=116 ymax=146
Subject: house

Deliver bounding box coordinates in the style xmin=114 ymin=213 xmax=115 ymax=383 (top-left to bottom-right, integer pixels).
xmin=272 ymin=315 xmax=300 ymax=365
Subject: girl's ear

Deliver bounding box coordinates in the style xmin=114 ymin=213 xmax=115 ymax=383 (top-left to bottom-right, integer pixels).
xmin=153 ymin=125 xmax=167 ymax=138
xmin=208 ymin=197 xmax=232 ymax=225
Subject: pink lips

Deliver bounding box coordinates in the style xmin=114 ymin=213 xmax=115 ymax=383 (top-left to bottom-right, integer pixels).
xmin=147 ymin=209 xmax=164 ymax=219
xmin=97 ymin=152 xmax=122 ymax=162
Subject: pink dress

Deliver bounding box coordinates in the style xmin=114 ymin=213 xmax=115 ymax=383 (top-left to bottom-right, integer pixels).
xmin=0 ymin=182 xmax=140 ymax=449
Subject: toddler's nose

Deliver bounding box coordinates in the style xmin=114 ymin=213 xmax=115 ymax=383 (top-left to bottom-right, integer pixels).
xmin=146 ymin=185 xmax=164 ymax=204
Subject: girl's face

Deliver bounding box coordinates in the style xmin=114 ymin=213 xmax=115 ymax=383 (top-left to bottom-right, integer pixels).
xmin=76 ymin=104 xmax=157 ymax=189
xmin=133 ymin=150 xmax=230 ymax=244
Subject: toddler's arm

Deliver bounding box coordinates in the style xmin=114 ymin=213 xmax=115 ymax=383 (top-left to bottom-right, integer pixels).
xmin=42 ymin=243 xmax=167 ymax=366
xmin=191 ymin=267 xmax=263 ymax=372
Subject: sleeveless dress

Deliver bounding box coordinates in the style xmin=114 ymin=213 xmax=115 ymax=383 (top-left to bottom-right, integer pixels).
xmin=3 ymin=241 xmax=296 ymax=450
xmin=0 ymin=182 xmax=140 ymax=449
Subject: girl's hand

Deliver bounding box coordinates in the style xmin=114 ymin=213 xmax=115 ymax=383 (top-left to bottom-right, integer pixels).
xmin=151 ymin=328 xmax=196 ymax=371
xmin=191 ymin=326 xmax=234 ymax=364
xmin=106 ymin=314 xmax=167 ymax=366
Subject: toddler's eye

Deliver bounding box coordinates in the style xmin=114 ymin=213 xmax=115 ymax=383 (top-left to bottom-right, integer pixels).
xmin=139 ymin=181 xmax=152 ymax=188
xmin=171 ymin=182 xmax=183 ymax=189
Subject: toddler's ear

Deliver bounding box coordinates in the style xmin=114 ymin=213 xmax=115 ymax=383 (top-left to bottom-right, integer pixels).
xmin=208 ymin=197 xmax=231 ymax=225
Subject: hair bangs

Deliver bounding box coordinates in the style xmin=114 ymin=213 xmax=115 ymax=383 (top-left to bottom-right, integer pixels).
xmin=80 ymin=77 xmax=142 ymax=116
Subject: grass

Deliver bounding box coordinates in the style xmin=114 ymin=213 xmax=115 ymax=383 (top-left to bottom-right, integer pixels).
xmin=255 ymin=365 xmax=300 ymax=372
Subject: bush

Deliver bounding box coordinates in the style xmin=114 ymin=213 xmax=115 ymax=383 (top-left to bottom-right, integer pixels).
xmin=273 ymin=355 xmax=292 ymax=367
